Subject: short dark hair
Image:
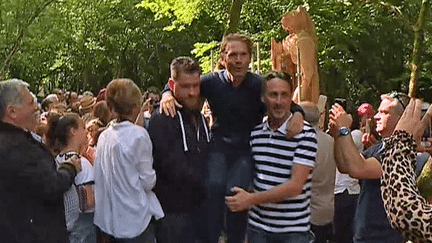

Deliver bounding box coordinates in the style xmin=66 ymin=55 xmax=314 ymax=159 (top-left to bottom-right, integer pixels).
xmin=170 ymin=57 xmax=201 ymax=80
xmin=262 ymin=71 xmax=293 ymax=95
xmin=220 ymin=33 xmax=253 ymax=59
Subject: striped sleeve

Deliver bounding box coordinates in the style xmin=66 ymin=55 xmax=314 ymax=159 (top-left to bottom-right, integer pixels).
xmin=293 ymin=122 xmax=317 ymax=168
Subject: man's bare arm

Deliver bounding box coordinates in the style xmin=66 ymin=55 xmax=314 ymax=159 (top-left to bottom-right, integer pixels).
xmin=329 ymin=103 xmax=382 ymax=179
xmin=335 ymin=135 xmax=382 ymax=179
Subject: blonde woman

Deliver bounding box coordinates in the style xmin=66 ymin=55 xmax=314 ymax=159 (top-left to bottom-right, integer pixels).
xmin=94 ymin=79 xmax=163 ymax=242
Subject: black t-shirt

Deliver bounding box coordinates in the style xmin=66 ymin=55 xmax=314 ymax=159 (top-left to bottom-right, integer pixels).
xmin=201 ymin=70 xmax=265 ymax=147
xmin=353 ymin=142 xmax=404 ymax=243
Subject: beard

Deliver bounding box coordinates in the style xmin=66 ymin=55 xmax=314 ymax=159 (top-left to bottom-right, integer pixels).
xmin=182 ymin=97 xmax=203 ymax=111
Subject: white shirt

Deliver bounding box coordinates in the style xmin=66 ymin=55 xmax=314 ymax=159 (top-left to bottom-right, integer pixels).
xmin=334 ymin=129 xmax=362 ymax=194
xmin=94 ymin=121 xmax=163 ymax=238
xmin=74 ymin=156 xmax=94 ymax=186
xmin=56 ymin=153 xmax=94 ymax=228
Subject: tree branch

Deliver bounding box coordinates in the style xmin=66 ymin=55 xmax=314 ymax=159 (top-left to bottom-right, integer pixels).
xmin=408 ymin=0 xmax=428 ymax=97
xmin=0 ymin=0 xmax=58 ymax=78
xmin=372 ymin=0 xmax=414 ymax=31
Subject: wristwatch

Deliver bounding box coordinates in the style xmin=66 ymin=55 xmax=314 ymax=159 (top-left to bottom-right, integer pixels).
xmin=338 ymin=127 xmax=351 ymax=137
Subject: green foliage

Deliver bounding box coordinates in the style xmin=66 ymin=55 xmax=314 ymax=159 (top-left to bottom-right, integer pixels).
xmin=192 ymin=41 xmax=219 ymax=73
xmin=0 ymin=0 xmax=430 ymax=108
xmin=136 ymin=0 xmax=203 ymax=30
xmin=1 ymin=0 xmax=214 ymax=94
xmin=237 ymin=0 xmax=431 ymax=107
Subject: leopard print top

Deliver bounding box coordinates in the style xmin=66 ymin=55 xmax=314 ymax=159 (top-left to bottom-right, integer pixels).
xmin=381 ymin=130 xmax=432 ymax=243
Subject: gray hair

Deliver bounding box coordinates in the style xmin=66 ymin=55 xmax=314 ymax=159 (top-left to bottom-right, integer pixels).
xmin=380 ymin=92 xmax=409 ymax=116
xmin=0 ymin=79 xmax=29 ymax=121
xmin=299 ymin=101 xmax=320 ymax=126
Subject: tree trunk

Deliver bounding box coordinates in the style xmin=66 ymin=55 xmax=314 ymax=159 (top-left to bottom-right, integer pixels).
xmin=408 ymin=0 xmax=428 ymax=98
xmin=224 ymin=0 xmax=244 ymax=35
xmin=417 ymin=156 xmax=432 ymax=201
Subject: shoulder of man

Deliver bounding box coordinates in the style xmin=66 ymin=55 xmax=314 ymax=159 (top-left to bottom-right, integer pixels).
xmin=301 ymin=121 xmax=317 ymax=135
xmin=362 ymin=141 xmax=385 ymax=162
xmin=149 ymin=106 xmax=177 ymax=124
xmin=294 ymin=121 xmax=318 ymax=146
xmin=0 ymin=122 xmax=41 ymax=150
xmin=147 ymin=108 xmax=179 ymax=136
xmin=247 ymin=71 xmax=264 ymax=81
xmin=201 ymin=71 xmax=223 ymax=82
xmin=316 ymin=128 xmax=333 ymax=141
xmin=245 ymin=72 xmax=264 ymax=87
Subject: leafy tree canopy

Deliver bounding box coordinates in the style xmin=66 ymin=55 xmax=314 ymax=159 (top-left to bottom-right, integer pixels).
xmin=0 ymin=0 xmax=430 ymax=109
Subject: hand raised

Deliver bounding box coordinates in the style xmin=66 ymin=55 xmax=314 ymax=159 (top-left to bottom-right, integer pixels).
xmin=394 ymin=98 xmax=432 ymax=152
xmin=329 ymin=103 xmax=352 ymax=128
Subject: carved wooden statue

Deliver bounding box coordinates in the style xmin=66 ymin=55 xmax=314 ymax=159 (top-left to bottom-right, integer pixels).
xmin=271 ymin=5 xmax=319 ymax=103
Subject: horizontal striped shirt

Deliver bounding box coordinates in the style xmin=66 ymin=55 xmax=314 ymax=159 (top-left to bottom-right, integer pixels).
xmin=249 ymin=118 xmax=317 ymax=233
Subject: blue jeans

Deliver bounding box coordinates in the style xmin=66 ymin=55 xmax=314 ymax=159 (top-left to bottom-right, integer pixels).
xmin=204 ymin=150 xmax=254 ymax=243
xmin=247 ymin=225 xmax=313 ymax=243
xmin=155 ymin=205 xmax=206 ymax=243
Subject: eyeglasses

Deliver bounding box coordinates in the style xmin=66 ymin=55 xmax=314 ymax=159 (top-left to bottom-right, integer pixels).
xmin=387 ymin=91 xmax=409 ymax=110
xmin=264 ymin=72 xmax=292 ymax=83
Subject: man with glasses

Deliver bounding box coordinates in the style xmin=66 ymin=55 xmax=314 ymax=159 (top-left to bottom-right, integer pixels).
xmin=328 ymin=91 xmax=409 ymax=243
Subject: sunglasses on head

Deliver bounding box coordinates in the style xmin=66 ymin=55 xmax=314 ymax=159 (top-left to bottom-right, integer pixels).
xmin=387 ymin=91 xmax=409 ymax=110
xmin=264 ymin=72 xmax=292 ymax=83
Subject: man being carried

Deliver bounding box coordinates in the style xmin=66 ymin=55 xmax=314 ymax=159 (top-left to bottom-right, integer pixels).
xmin=226 ymin=72 xmax=317 ymax=243
xmin=148 ymin=57 xmax=210 ymax=243
xmin=160 ymin=33 xmax=305 ymax=243
xmin=328 ymin=92 xmax=407 ymax=243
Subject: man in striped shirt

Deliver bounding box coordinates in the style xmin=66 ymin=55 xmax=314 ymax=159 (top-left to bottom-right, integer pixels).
xmin=226 ymin=72 xmax=317 ymax=243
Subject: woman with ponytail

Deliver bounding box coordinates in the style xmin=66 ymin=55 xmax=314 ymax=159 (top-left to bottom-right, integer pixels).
xmin=46 ymin=112 xmax=96 ymax=243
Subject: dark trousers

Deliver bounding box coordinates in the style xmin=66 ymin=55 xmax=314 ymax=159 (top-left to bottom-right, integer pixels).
xmin=155 ymin=205 xmax=206 ymax=243
xmin=311 ymin=223 xmax=332 ymax=243
xmin=333 ymin=191 xmax=358 ymax=243
xmin=68 ymin=213 xmax=96 ymax=243
xmin=204 ymin=150 xmax=253 ymax=243
xmin=96 ymin=223 xmax=155 ymax=243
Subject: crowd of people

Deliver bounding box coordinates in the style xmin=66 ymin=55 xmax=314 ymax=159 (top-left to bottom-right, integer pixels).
xmin=0 ymin=32 xmax=432 ymax=243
